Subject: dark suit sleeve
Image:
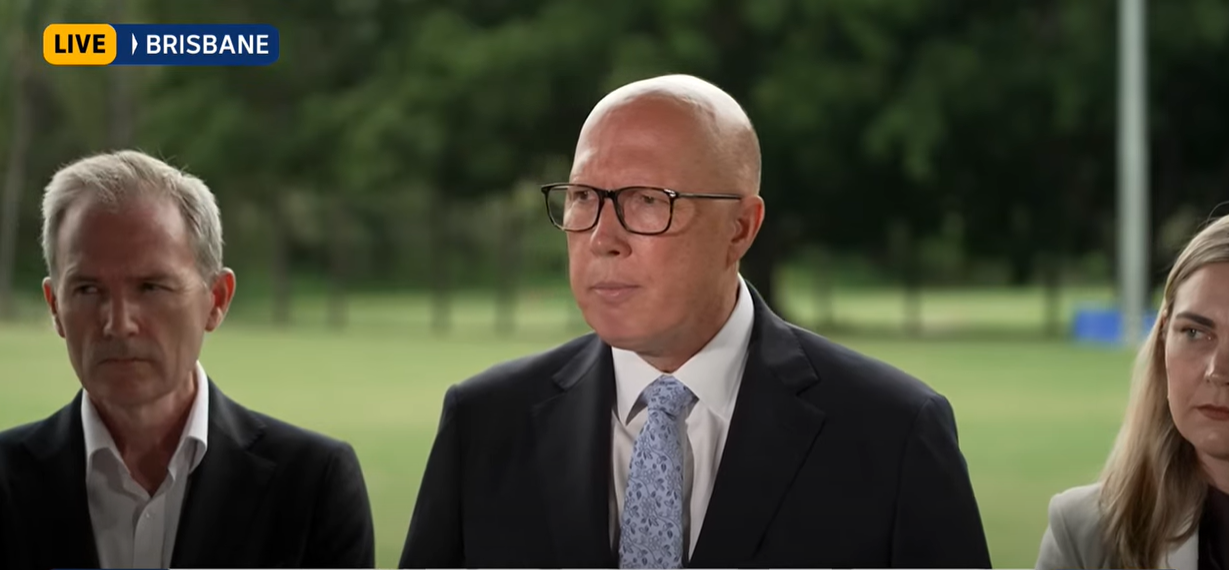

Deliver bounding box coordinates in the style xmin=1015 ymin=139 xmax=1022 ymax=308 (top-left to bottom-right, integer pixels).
xmin=399 ymin=385 xmax=464 ymax=568
xmin=0 ymin=482 xmax=13 ymax=570
xmin=890 ymin=394 xmax=992 ymax=568
xmin=303 ymin=442 xmax=376 ymax=568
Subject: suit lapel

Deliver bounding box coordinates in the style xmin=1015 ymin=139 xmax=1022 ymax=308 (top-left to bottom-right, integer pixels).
xmin=689 ymin=286 xmax=827 ymax=567
xmin=533 ymin=335 xmax=618 ymax=568
xmin=171 ymin=380 xmax=276 ymax=567
xmin=18 ymin=392 xmax=100 ymax=569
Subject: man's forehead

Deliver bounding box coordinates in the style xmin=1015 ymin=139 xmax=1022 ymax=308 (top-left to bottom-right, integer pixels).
xmin=583 ymin=94 xmax=712 ymax=138
xmin=56 ymin=197 xmax=193 ymax=265
xmin=58 ymin=245 xmax=189 ymax=281
xmin=571 ymin=129 xmax=710 ymax=190
xmin=576 ymin=99 xmax=713 ymax=164
xmin=572 ymin=76 xmax=759 ymax=195
xmin=64 ymin=188 xmax=169 ymax=214
xmin=60 ymin=193 xmax=185 ymax=235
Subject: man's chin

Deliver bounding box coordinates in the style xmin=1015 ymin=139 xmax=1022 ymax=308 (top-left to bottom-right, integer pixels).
xmin=590 ymin=321 xmax=656 ymax=353
xmin=84 ymin=373 xmax=165 ymax=405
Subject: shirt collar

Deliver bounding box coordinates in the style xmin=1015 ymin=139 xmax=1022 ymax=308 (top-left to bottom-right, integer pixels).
xmin=613 ymin=274 xmax=755 ymax=423
xmin=82 ymin=361 xmax=211 ymax=477
xmin=179 ymin=361 xmax=211 ymax=471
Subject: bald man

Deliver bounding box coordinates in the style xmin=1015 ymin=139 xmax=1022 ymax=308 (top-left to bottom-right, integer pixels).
xmin=399 ymin=75 xmax=991 ymax=569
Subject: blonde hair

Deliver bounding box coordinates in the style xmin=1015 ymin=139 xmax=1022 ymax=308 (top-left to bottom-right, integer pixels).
xmin=1099 ymin=214 xmax=1229 ymax=568
xmin=40 ymin=150 xmax=223 ymax=281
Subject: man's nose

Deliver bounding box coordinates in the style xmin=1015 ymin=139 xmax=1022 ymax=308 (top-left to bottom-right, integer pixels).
xmin=588 ymin=199 xmax=631 ymax=257
xmin=102 ymin=294 xmax=140 ymax=338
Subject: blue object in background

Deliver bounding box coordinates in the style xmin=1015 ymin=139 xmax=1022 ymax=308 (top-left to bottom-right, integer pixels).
xmin=1071 ymin=306 xmax=1159 ymax=344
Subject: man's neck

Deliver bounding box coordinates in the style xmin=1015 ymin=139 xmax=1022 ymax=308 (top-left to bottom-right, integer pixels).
xmin=640 ymin=276 xmax=741 ymax=373
xmin=92 ymin=377 xmax=197 ymax=494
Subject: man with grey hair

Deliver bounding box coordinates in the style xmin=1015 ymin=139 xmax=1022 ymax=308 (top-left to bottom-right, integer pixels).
xmin=0 ymin=150 xmax=376 ymax=569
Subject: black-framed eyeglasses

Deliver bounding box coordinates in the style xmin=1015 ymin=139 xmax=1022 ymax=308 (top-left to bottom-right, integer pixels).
xmin=540 ymin=183 xmax=742 ymax=235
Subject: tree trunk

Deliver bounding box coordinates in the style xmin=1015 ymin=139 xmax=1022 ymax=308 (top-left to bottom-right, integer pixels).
xmin=705 ymin=0 xmax=782 ymax=315
xmin=1148 ymin=133 xmax=1185 ymax=302
xmin=813 ymin=248 xmax=834 ymax=330
xmin=1009 ymin=203 xmax=1034 ymax=285
xmin=108 ymin=0 xmax=134 ymax=148
xmin=0 ymin=39 xmax=33 ymax=321
xmin=742 ymin=223 xmax=782 ymax=315
xmin=892 ymin=221 xmax=923 ymax=337
xmin=495 ymin=193 xmax=522 ymax=336
xmin=270 ymin=195 xmax=292 ymax=326
xmin=1008 ymin=248 xmax=1034 ymax=286
xmin=326 ymin=198 xmax=348 ymax=330
xmin=429 ymin=190 xmax=451 ymax=334
xmin=1042 ymin=251 xmax=1061 ymax=336
xmin=1042 ymin=251 xmax=1063 ymax=338
xmin=903 ymin=274 xmax=922 ymax=337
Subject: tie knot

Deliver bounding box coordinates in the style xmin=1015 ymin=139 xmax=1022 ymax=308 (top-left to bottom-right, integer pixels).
xmin=641 ymin=375 xmax=695 ymax=418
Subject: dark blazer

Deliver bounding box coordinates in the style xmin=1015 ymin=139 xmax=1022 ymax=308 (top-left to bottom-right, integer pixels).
xmin=0 ymin=379 xmax=376 ymax=569
xmin=399 ymin=286 xmax=991 ymax=569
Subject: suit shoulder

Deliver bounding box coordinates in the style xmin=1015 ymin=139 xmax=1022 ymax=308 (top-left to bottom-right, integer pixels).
xmin=247 ymin=410 xmax=356 ymax=457
xmin=1048 ymin=482 xmax=1105 ymax=539
xmin=788 ymin=324 xmax=940 ymax=407
xmin=448 ymin=333 xmax=596 ymax=402
xmin=1037 ymin=483 xmax=1108 ymax=570
xmin=0 ymin=402 xmax=75 ymax=464
xmin=0 ymin=420 xmax=40 ymax=447
xmin=0 ymin=420 xmax=41 ymax=460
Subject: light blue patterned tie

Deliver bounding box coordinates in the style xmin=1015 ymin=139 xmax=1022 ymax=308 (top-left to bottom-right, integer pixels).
xmin=619 ymin=375 xmax=696 ymax=569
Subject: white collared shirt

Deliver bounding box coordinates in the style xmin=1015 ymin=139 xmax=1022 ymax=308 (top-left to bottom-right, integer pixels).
xmin=609 ymin=275 xmax=754 ymax=557
xmin=82 ymin=361 xmax=210 ymax=569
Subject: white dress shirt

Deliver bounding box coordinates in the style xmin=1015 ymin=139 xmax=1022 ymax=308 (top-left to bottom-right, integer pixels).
xmin=610 ymin=275 xmax=754 ymax=558
xmin=82 ymin=361 xmax=210 ymax=569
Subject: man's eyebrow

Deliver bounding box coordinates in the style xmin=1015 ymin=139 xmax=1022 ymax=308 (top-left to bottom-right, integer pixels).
xmin=1173 ymin=311 xmax=1216 ymax=328
xmin=136 ymin=272 xmax=177 ymax=282
xmin=60 ymin=272 xmax=95 ymax=284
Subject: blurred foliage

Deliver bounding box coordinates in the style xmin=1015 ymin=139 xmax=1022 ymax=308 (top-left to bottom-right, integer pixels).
xmin=2 ymin=0 xmax=1228 ymax=319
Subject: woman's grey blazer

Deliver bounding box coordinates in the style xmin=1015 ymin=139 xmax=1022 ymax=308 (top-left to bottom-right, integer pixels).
xmin=1036 ymin=483 xmax=1198 ymax=570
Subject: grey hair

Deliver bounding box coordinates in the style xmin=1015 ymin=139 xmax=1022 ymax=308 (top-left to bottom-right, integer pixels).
xmin=41 ymin=150 xmax=224 ymax=282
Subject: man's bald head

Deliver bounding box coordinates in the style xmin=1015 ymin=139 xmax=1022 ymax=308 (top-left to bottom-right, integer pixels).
xmin=574 ymin=74 xmax=761 ymax=196
xmin=562 ymin=74 xmax=766 ymax=372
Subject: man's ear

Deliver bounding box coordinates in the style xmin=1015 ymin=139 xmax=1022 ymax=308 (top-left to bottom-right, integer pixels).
xmin=43 ymin=277 xmax=65 ymax=338
xmin=205 ymin=268 xmax=237 ymax=332
xmin=728 ymin=195 xmax=765 ymax=265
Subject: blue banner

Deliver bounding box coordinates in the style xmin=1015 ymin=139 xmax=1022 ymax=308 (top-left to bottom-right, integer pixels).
xmin=109 ymin=24 xmax=279 ymax=66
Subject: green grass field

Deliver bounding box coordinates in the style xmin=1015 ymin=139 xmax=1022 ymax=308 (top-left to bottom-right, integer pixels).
xmin=0 ymin=286 xmax=1138 ymax=568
